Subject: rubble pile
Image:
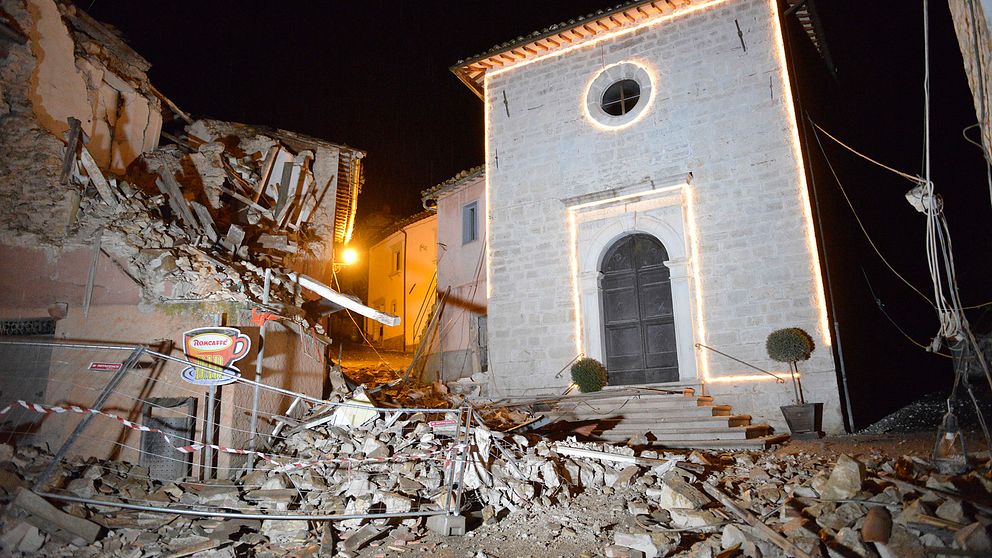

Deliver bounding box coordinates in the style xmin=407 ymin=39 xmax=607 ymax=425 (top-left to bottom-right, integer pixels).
xmin=67 ymin=118 xmax=358 ymax=314
xmin=3 ymin=403 xmax=992 ymax=557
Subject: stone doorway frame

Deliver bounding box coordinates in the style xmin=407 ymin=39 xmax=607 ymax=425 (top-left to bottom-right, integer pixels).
xmin=565 ymin=177 xmax=699 ymax=383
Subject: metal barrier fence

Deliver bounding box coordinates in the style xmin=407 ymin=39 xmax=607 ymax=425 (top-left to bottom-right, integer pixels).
xmin=0 ymin=338 xmax=469 ymax=521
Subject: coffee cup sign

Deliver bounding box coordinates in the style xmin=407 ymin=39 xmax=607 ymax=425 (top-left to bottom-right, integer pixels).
xmin=181 ymin=327 xmax=251 ymax=386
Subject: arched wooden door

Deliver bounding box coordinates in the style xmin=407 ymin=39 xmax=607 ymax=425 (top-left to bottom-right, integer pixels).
xmin=600 ymin=234 xmax=679 ymax=385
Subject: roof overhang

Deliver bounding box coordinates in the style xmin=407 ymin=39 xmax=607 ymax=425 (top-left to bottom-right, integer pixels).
xmin=450 ymin=0 xmax=708 ymax=99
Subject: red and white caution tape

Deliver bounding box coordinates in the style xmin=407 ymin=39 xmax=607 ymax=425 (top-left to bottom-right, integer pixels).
xmin=0 ymin=400 xmax=446 ymax=470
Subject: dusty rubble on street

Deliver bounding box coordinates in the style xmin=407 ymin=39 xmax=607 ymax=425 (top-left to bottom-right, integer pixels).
xmin=2 ymin=396 xmax=992 ymax=558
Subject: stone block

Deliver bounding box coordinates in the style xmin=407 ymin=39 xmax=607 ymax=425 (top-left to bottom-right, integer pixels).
xmin=426 ymin=514 xmax=466 ymax=536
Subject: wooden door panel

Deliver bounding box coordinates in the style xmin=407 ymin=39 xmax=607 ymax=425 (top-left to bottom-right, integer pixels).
xmin=601 ymin=234 xmax=679 ymax=385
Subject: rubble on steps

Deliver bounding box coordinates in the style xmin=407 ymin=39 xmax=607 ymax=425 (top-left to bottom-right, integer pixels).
xmin=3 ymin=398 xmax=992 ymax=558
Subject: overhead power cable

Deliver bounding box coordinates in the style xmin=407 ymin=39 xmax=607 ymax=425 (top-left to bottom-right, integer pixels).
xmin=808 ymin=118 xmax=926 ymax=185
xmin=808 ymin=119 xmax=937 ymax=308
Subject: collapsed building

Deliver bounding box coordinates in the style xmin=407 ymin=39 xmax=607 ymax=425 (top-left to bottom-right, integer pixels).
xmin=0 ymin=0 xmax=377 ymax=471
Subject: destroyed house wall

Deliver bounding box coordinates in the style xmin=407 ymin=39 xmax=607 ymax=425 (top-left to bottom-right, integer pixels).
xmin=482 ymin=0 xmax=842 ymax=432
xmin=0 ymin=302 xmax=324 ymax=475
xmin=950 ymin=0 xmax=992 ymax=165
xmin=0 ymin=0 xmax=161 ymax=246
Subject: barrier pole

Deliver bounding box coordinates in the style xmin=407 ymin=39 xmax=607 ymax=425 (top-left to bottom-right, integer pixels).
xmin=33 ymin=347 xmax=146 ymax=491
xmin=247 ymin=268 xmax=271 ymax=472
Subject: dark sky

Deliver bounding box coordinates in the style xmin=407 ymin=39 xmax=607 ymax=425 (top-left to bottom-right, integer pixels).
xmin=85 ymin=1 xmax=992 ymax=427
xmin=84 ymin=0 xmax=611 ymax=218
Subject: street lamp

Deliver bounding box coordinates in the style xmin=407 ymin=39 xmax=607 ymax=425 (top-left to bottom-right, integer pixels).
xmin=332 ymin=246 xmax=359 ymax=272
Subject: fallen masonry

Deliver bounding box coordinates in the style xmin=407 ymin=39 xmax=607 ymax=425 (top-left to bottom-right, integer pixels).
xmin=2 ymin=399 xmax=992 ymax=557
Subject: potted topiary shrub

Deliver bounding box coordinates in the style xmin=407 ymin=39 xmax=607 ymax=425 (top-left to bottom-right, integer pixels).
xmin=766 ymin=327 xmax=823 ymax=439
xmin=570 ymin=357 xmax=608 ymax=393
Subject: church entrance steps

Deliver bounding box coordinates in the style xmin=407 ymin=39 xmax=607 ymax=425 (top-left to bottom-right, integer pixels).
xmin=526 ymin=385 xmax=787 ymax=450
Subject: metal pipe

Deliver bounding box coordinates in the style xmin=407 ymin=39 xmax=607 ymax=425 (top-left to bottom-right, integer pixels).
xmin=694 ymin=343 xmax=786 ymax=383
xmin=204 ymin=385 xmax=216 ymax=480
xmin=0 ymin=340 xmax=137 ymax=351
xmin=33 ymin=347 xmax=146 ymax=490
xmin=36 ymin=491 xmax=446 ymax=521
xmin=248 ymin=268 xmax=272 ymax=471
xmin=0 ymin=339 xmax=440 ymax=413
xmin=288 ymin=272 xmax=399 ymax=326
xmin=442 ymin=407 xmax=461 ymax=515
xmin=402 ymin=228 xmax=408 ymax=351
xmin=781 ymin=6 xmax=854 ymax=431
xmin=453 ymin=405 xmax=471 ymax=513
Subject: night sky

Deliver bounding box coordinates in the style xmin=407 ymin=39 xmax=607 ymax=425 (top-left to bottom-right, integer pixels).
xmin=85 ymin=1 xmax=992 ymax=428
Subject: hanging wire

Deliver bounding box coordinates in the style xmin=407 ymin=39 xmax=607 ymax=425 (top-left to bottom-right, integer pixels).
xmin=331 ymin=268 xmax=389 ymax=368
xmin=860 ymin=268 xmax=951 ymax=358
xmin=808 ymin=118 xmax=937 ymax=308
xmin=808 ymin=120 xmax=927 ymax=185
xmin=919 ymin=0 xmax=992 ymax=455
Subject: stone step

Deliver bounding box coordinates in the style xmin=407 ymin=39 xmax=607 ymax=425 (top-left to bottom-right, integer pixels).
xmin=600 ymin=421 xmax=770 ymax=437
xmin=548 ymin=404 xmax=729 ymax=420
xmin=556 ymin=388 xmax=700 ymax=404
xmin=593 ymin=424 xmax=771 ymax=443
xmin=579 ymin=414 xmax=753 ymax=429
xmin=552 ymin=396 xmax=714 ymax=412
xmin=638 ymin=434 xmax=791 ymax=450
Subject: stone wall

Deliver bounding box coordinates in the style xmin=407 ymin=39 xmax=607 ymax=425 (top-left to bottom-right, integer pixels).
xmin=949 ymin=0 xmax=992 ymax=164
xmin=1 ymin=0 xmax=162 ymax=246
xmin=484 ymin=0 xmax=842 ymax=432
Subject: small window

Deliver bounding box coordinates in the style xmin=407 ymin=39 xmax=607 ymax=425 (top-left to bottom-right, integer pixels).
xmin=462 ymin=201 xmax=479 ymax=244
xmin=601 ymin=79 xmax=640 ymax=116
xmin=391 ymin=248 xmax=401 ymax=273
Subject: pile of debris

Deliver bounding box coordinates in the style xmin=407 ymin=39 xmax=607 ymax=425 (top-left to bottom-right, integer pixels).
xmin=3 ymin=403 xmax=992 ymax=557
xmin=66 ymin=117 xmax=362 ymax=312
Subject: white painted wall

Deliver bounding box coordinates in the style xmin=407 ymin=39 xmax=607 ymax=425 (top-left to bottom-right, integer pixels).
xmin=433 ymin=173 xmax=487 ymax=380
xmin=483 ymin=0 xmax=843 ymax=432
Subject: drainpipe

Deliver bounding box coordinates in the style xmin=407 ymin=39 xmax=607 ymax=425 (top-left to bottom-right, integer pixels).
xmin=401 ymin=229 xmax=408 ymax=352
xmin=781 ymin=7 xmax=854 ymax=432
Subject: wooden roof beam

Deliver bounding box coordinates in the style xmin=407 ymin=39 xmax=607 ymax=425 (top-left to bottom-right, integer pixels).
xmin=650 ymin=0 xmax=674 ymax=14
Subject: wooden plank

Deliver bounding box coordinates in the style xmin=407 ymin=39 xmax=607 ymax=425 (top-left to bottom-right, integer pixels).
xmin=154 ymin=174 xmax=198 ymax=234
xmin=290 ymin=174 xmax=316 ymax=229
xmin=60 ymin=117 xmax=82 ymax=185
xmin=301 ymin=173 xmax=335 ymax=225
xmin=253 ymin=145 xmax=281 ymax=203
xmin=701 ymin=483 xmax=813 ymax=558
xmin=189 ymin=201 xmax=218 ymax=242
xmin=283 ymin=152 xmax=314 ymax=229
xmin=218 ymin=185 xmax=273 ymax=217
xmin=13 ymin=488 xmax=101 ymax=545
xmin=79 ymin=146 xmax=118 ymax=207
xmin=273 ymin=161 xmax=294 ymax=223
